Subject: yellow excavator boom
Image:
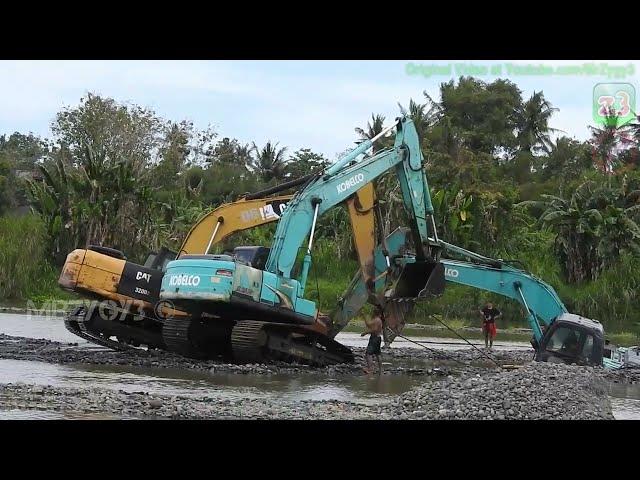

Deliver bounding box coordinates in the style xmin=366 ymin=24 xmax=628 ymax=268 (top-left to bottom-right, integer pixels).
xmin=179 ymin=196 xmax=291 ymax=256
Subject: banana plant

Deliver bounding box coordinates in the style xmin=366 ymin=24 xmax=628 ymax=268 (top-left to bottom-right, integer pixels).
xmin=432 ymin=187 xmax=474 ymax=247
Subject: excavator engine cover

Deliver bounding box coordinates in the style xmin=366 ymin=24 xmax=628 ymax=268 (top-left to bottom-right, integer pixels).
xmin=393 ymin=261 xmax=445 ymax=299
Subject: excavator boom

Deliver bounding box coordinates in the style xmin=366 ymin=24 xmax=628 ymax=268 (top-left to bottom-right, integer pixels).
xmin=159 ymin=117 xmax=446 ymax=365
xmin=334 ymin=226 xmax=619 ymax=368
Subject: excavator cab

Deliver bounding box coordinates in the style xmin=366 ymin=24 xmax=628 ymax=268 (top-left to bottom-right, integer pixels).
xmin=144 ymin=247 xmax=178 ymax=272
xmin=534 ymin=314 xmax=604 ymax=367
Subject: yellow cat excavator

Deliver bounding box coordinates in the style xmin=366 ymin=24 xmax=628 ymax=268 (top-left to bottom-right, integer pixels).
xmin=59 ymin=176 xmax=306 ymax=351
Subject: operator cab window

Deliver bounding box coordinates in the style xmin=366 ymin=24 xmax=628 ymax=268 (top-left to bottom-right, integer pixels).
xmin=252 ymin=248 xmax=270 ymax=270
xmin=144 ymin=254 xmax=157 ymax=269
xmin=234 ymin=248 xmax=256 ymax=267
xmin=158 ymin=255 xmax=174 ymax=272
xmin=581 ymin=335 xmax=595 ymax=360
xmin=545 ymin=326 xmax=595 ymax=362
xmin=233 ymin=247 xmax=270 ymax=269
xmin=145 ymin=249 xmax=177 ymax=271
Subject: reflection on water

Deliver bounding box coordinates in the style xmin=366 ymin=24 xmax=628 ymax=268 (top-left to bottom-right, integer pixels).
xmin=608 ymin=381 xmax=640 ymax=420
xmin=0 ymin=312 xmax=89 ymax=344
xmin=0 ymin=358 xmax=426 ymax=405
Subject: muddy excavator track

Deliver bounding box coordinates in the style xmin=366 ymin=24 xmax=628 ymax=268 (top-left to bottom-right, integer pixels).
xmin=162 ymin=315 xmax=209 ymax=359
xmin=64 ymin=302 xmax=165 ymax=352
xmin=160 ymin=316 xmax=354 ymax=366
xmin=230 ymin=321 xmax=267 ymax=363
xmin=162 ymin=315 xmax=235 ymax=360
xmin=231 ymin=320 xmax=355 ymax=366
xmin=66 ymin=302 xmax=354 ymax=366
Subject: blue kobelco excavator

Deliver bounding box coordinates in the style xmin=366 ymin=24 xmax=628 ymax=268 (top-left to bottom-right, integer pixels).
xmin=331 ymin=227 xmax=624 ymax=369
xmin=159 ymin=116 xmax=624 ymax=368
xmin=160 ymin=117 xmax=445 ymax=364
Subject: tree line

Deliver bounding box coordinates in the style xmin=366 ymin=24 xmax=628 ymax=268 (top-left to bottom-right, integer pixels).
xmin=1 ymin=77 xmax=639 ymax=334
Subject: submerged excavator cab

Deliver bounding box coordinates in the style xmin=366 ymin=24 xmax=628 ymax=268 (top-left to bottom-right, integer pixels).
xmin=533 ymin=313 xmax=604 ymax=367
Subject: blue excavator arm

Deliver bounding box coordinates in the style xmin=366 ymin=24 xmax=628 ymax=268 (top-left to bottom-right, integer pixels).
xmin=330 ymin=227 xmax=566 ymax=346
xmin=265 ymin=117 xmax=441 ymax=296
xmin=437 ymin=241 xmax=566 ymax=344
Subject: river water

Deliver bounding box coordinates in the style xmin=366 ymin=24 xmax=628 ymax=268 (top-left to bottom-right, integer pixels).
xmin=0 ymin=312 xmax=638 ymax=420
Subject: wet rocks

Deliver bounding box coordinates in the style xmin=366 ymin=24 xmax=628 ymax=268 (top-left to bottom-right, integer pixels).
xmin=0 ymin=360 xmax=615 ymax=420
xmin=0 ymin=333 xmax=627 ymax=420
xmin=604 ymin=367 xmax=640 ymax=385
xmin=0 ymin=334 xmax=461 ymax=377
xmin=391 ymin=362 xmax=613 ymax=420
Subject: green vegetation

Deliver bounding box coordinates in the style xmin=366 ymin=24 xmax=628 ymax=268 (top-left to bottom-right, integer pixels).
xmin=0 ymin=215 xmax=74 ymax=303
xmin=1 ymin=78 xmax=640 ymax=341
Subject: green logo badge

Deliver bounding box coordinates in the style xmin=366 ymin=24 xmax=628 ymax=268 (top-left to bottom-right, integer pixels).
xmin=593 ymin=83 xmax=636 ymax=126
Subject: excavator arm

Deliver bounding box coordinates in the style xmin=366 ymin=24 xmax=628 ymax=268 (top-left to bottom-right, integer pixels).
xmin=332 ymin=227 xmax=614 ymax=368
xmin=158 ymin=117 xmax=447 ymax=364
xmin=436 ymin=241 xmax=566 ymax=342
xmin=59 ymin=182 xmax=305 ymax=352
xmin=178 ymin=173 xmax=317 ymax=256
xmin=179 ymin=195 xmax=292 ymax=256
xmin=264 ymin=117 xmax=443 ymax=299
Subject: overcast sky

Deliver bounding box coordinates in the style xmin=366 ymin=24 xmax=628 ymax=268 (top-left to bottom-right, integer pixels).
xmin=1 ymin=60 xmax=638 ymax=160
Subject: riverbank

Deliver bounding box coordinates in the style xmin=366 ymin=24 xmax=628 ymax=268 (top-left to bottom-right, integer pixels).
xmin=0 ymin=332 xmax=632 ymax=419
xmin=0 ymin=360 xmax=614 ymax=420
xmin=0 ymin=333 xmax=533 ymax=374
xmin=3 ymin=303 xmax=637 ymax=347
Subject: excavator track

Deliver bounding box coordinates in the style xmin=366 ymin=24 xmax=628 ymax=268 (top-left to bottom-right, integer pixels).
xmin=64 ymin=302 xmax=165 ymax=352
xmin=162 ymin=315 xmax=234 ymax=360
xmin=231 ymin=320 xmax=354 ymax=366
xmin=230 ymin=321 xmax=268 ymax=363
xmin=64 ymin=304 xmax=141 ymax=352
xmin=161 ymin=316 xmax=205 ymax=358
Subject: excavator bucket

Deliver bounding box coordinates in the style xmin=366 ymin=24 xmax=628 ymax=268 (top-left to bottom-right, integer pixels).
xmin=392 ymin=261 xmax=445 ymax=299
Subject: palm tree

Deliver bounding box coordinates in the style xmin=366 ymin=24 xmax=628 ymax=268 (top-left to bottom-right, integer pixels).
xmin=355 ymin=114 xmax=386 ymax=152
xmin=588 ymin=109 xmax=635 ymax=179
xmin=422 ymin=90 xmax=444 ymax=125
xmin=397 ymin=99 xmax=435 ymax=139
xmin=515 ymin=91 xmax=561 ymax=154
xmin=250 ymin=141 xmax=289 ymax=182
xmin=235 ymin=143 xmax=253 ymax=170
xmin=626 ymin=115 xmax=640 ymax=145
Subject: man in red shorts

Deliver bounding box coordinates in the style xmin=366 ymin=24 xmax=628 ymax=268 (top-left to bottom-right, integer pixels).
xmin=479 ymin=301 xmax=502 ymax=350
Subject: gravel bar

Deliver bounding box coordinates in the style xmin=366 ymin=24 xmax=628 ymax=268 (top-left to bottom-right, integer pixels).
xmin=0 ymin=333 xmax=635 ymax=419
xmin=0 ymin=361 xmax=614 ymax=420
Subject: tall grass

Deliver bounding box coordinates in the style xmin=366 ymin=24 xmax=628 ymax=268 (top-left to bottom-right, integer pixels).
xmin=305 ymin=238 xmax=358 ymax=312
xmin=0 ymin=214 xmax=70 ymax=303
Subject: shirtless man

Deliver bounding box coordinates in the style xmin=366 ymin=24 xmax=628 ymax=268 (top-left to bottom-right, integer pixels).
xmin=361 ymin=306 xmax=384 ymax=374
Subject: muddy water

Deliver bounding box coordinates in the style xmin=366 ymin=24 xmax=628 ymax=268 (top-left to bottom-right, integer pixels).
xmin=0 ymin=313 xmax=429 ymax=419
xmin=0 ymin=312 xmax=639 ymax=420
